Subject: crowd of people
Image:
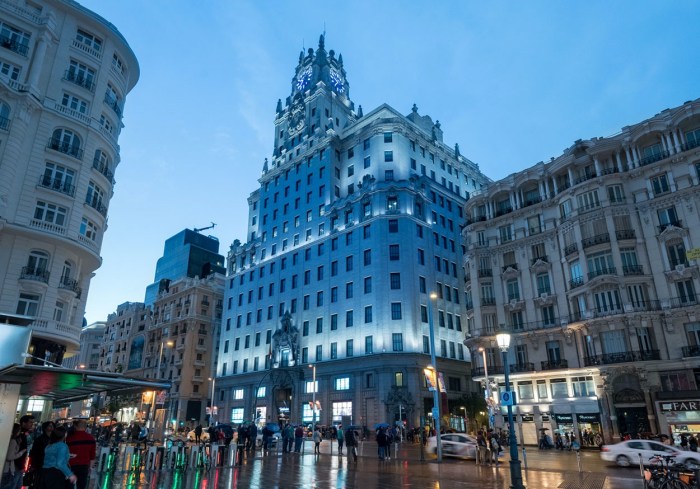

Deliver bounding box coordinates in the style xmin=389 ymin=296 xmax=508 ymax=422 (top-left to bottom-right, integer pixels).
xmin=1 ymin=415 xmax=96 ymax=489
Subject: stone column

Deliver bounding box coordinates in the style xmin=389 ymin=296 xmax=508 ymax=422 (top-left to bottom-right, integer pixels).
xmin=593 ymin=157 xmax=601 ymax=176
xmin=27 ymin=33 xmax=49 ymax=90
xmin=672 ymin=129 xmax=682 ymax=152
xmin=625 ymin=147 xmax=634 ymax=169
xmin=615 ymin=152 xmax=624 ymax=173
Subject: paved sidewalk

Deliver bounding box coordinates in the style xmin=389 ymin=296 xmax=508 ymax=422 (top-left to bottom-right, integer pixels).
xmin=91 ymin=441 xmax=644 ymax=489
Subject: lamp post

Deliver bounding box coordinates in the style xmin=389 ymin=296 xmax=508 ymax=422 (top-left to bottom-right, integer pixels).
xmin=496 ymin=333 xmax=525 ymax=489
xmin=308 ymin=364 xmax=316 ymax=432
xmin=151 ymin=340 xmax=173 ymax=436
xmin=427 ymin=291 xmax=443 ymax=462
xmin=478 ymin=346 xmax=492 ymax=430
xmin=208 ymin=376 xmax=216 ymax=426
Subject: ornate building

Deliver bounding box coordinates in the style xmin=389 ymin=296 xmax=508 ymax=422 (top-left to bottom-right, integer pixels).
xmin=0 ymin=0 xmax=138 ymax=363
xmin=216 ymin=35 xmax=490 ymax=430
xmin=463 ymin=98 xmax=700 ymax=444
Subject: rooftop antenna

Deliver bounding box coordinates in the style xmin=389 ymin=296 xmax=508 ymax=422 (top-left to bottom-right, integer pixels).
xmin=193 ymin=222 xmax=216 ymax=233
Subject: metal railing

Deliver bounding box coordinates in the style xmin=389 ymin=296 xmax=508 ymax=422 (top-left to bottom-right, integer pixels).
xmin=583 ymin=349 xmax=660 ymax=366
xmin=478 ymin=269 xmax=492 ymax=278
xmin=622 ymin=265 xmax=644 ymax=276
xmin=58 ymin=276 xmax=82 ymax=297
xmin=615 ymin=229 xmax=636 ymax=240
xmin=63 ymin=70 xmax=95 ymax=91
xmin=588 ymin=267 xmax=616 ymax=280
xmin=20 ymin=266 xmax=49 ymax=283
xmin=569 ymin=277 xmax=584 ymax=289
xmin=92 ymin=158 xmax=114 ymax=183
xmin=47 ymin=137 xmax=83 ymax=159
xmin=38 ymin=175 xmax=75 ymax=197
xmin=85 ymin=197 xmax=107 ymax=217
xmin=541 ymin=359 xmax=569 ymax=370
xmin=531 ymin=255 xmax=548 ymax=265
xmin=639 ymin=150 xmax=669 ymax=166
xmin=582 ymin=232 xmax=610 ymax=249
xmin=681 ymin=345 xmax=700 ymax=358
xmin=0 ymin=35 xmax=28 ymax=55
xmin=564 ymin=244 xmax=578 ymax=256
xmin=658 ymin=220 xmax=683 ymax=233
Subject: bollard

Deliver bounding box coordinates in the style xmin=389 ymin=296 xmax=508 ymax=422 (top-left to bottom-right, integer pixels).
xmin=638 ymin=453 xmax=647 ymax=489
xmin=576 ymin=449 xmax=582 ymax=473
xmin=189 ymin=445 xmax=201 ymax=469
xmin=121 ymin=445 xmax=135 ymax=471
xmin=210 ymin=444 xmax=221 ymax=467
xmin=97 ymin=446 xmax=111 ymax=472
xmin=145 ymin=446 xmax=163 ymax=470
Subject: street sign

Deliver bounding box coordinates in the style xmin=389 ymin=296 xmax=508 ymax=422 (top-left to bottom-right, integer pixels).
xmin=500 ymin=390 xmax=516 ymax=406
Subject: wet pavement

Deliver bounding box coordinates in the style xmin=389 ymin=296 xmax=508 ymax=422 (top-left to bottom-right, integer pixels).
xmin=91 ymin=441 xmax=644 ymax=489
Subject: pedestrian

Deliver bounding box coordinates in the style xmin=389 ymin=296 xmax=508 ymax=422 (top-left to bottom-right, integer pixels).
xmin=376 ymin=429 xmax=387 ymax=460
xmin=689 ymin=435 xmax=698 ymax=452
xmin=40 ymin=426 xmax=77 ymax=489
xmin=680 ymin=434 xmax=688 ymax=450
xmin=1 ymin=424 xmax=26 ymax=489
xmin=312 ymin=426 xmax=322 ymax=455
xmin=336 ymin=425 xmax=344 ymax=455
xmin=477 ymin=430 xmax=488 ymax=465
xmin=248 ymin=423 xmax=258 ymax=452
xmin=194 ymin=424 xmax=203 ymax=444
xmin=26 ymin=421 xmax=53 ymax=489
xmin=66 ymin=419 xmax=96 ymax=489
xmin=294 ymin=425 xmax=304 ymax=453
xmin=489 ymin=431 xmax=501 ymax=465
xmin=344 ymin=427 xmax=358 ymax=462
xmin=14 ymin=414 xmax=35 ymax=489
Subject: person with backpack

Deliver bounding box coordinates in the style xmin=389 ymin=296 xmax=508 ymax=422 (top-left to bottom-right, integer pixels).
xmin=476 ymin=430 xmax=488 ymax=465
xmin=344 ymin=427 xmax=358 ymax=462
xmin=336 ymin=425 xmax=344 ymax=455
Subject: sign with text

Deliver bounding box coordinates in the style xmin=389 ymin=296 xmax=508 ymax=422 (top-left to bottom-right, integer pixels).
xmin=660 ymin=400 xmax=700 ymax=412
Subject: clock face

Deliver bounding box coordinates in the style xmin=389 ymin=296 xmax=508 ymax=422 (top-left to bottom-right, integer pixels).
xmin=296 ymin=67 xmax=312 ymax=91
xmin=329 ymin=69 xmax=344 ymax=93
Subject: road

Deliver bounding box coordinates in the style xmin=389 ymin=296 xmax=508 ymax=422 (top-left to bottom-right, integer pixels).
xmin=91 ymin=441 xmax=644 ymax=489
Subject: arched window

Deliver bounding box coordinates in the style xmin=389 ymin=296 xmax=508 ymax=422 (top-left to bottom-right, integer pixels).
xmin=49 ymin=128 xmax=82 ymax=158
xmin=61 ymin=260 xmax=72 ymax=281
xmin=27 ymin=250 xmax=49 ymax=274
xmin=93 ymin=149 xmax=113 ymax=181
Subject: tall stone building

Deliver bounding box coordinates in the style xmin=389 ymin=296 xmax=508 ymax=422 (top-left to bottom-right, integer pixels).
xmin=216 ymin=36 xmax=490 ymax=429
xmin=0 ymin=0 xmax=138 ymax=363
xmin=463 ymin=98 xmax=700 ymax=445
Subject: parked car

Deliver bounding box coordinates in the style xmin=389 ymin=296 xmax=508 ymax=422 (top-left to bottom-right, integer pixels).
xmin=425 ymin=433 xmax=478 ymax=459
xmin=600 ymin=440 xmax=700 ymax=469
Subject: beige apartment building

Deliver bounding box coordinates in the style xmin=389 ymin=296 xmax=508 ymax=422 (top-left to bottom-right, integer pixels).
xmin=463 ymin=98 xmax=700 ymax=445
xmin=98 ymin=274 xmax=223 ymax=428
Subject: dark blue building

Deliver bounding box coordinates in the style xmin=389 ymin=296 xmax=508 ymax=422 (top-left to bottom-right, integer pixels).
xmin=145 ymin=229 xmax=225 ymax=305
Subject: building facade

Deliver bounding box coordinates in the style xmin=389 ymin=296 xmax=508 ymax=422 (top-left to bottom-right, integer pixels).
xmin=0 ymin=0 xmax=138 ymax=363
xmin=144 ymin=228 xmax=226 ymax=306
xmin=463 ymin=98 xmax=700 ymax=445
xmin=62 ymin=319 xmax=104 ymax=370
xmin=216 ymin=36 xmax=490 ymax=430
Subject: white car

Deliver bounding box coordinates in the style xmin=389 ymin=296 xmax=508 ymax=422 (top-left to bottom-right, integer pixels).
xmin=426 ymin=434 xmax=478 ymax=459
xmin=600 ymin=440 xmax=700 ymax=469
xmin=256 ymin=432 xmax=282 ymax=448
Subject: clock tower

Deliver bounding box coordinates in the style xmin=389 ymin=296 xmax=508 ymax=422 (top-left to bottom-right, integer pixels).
xmin=272 ymin=34 xmax=356 ymax=158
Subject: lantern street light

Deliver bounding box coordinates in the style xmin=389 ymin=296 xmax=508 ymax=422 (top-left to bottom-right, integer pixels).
xmin=427 ymin=291 xmax=442 ymax=462
xmin=496 ymin=333 xmax=525 ymax=489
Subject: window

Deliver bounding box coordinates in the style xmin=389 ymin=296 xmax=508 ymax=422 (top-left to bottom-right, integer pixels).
xmin=363 ymin=249 xmax=371 ymax=266
xmin=305 ymin=380 xmax=318 ymax=394
xmin=651 ymin=173 xmax=670 ymax=195
xmin=384 ymin=151 xmax=393 ymax=162
xmin=16 ymin=293 xmax=40 ymax=316
xmin=392 ymin=333 xmax=403 ymax=351
xmin=233 ymin=388 xmax=244 ymax=400
xmin=0 ymin=22 xmax=30 ymax=55
xmin=330 ymin=342 xmax=337 ymax=359
xmin=364 ymin=306 xmax=373 ymax=323
xmin=34 ymin=201 xmax=67 ymax=226
xmin=388 ymin=219 xmax=398 ymax=233
xmin=346 ymin=310 xmax=354 ymax=327
xmin=346 ymin=256 xmax=353 ymax=271
xmin=345 ymin=282 xmax=353 ymax=299
xmin=572 ymin=376 xmax=595 ymax=397
xmin=550 ymin=379 xmax=568 ymax=398
xmin=390 ymin=273 xmax=401 ymax=290
xmin=391 ymin=302 xmax=402 ymax=320
xmin=61 ymin=93 xmax=89 ymax=114
xmin=76 ymin=29 xmax=102 ymax=53
xmin=364 ymin=277 xmax=372 ymax=294
xmin=389 ymin=244 xmax=400 ymax=260
xmin=49 ymin=128 xmax=82 ymax=158
xmin=86 ymin=181 xmax=106 ymax=213
xmin=335 ymin=377 xmax=350 ymax=390
xmin=387 ymin=195 xmax=398 ymax=211
xmin=499 ymin=224 xmax=513 ymax=242
xmin=257 ymin=387 xmax=266 ymax=398
xmin=395 ymin=372 xmax=404 ymax=386
xmin=384 ymin=132 xmax=393 ymax=143
xmin=364 ymin=156 xmax=371 ymax=168
xmin=316 ymin=345 xmax=322 ymax=362
xmin=385 ymin=170 xmax=394 ymax=181
xmin=363 ymin=138 xmax=370 ymax=150
xmin=316 ymin=317 xmax=323 ymax=333
xmin=365 ymin=335 xmax=373 ymax=354
xmin=346 ymin=339 xmax=354 ymax=357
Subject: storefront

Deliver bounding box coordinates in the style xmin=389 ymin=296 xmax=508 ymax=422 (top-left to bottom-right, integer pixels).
xmin=576 ymin=413 xmax=603 ymax=445
xmin=657 ymin=399 xmax=700 ymax=446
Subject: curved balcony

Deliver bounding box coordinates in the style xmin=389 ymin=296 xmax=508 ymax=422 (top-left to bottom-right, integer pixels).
xmin=622 ymin=265 xmax=644 ymax=276
xmin=471 ymin=366 xmax=505 ymax=377
xmin=38 ymin=175 xmax=75 ymax=197
xmin=47 ymin=137 xmax=83 ymax=160
xmin=20 ymin=266 xmax=49 ymax=283
xmin=640 ymin=150 xmax=670 ymax=167
xmin=92 ymin=158 xmax=115 ymax=184
xmin=564 ymin=244 xmax=578 ymax=256
xmin=85 ymin=197 xmax=108 ymax=217
xmin=63 ymin=70 xmax=95 ymax=92
xmin=510 ymin=362 xmax=535 ymax=373
xmin=58 ymin=276 xmax=82 ymax=298
xmin=478 ymin=269 xmax=493 ymax=278
xmin=0 ymin=35 xmax=28 ymax=56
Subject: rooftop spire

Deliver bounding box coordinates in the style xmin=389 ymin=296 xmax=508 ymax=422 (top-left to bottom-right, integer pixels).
xmin=318 ymin=33 xmax=325 ymax=51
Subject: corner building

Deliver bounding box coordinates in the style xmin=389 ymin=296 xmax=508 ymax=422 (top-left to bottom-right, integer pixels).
xmin=217 ymin=36 xmax=491 ymax=429
xmin=0 ymin=0 xmax=138 ymax=363
xmin=463 ymin=98 xmax=700 ymax=445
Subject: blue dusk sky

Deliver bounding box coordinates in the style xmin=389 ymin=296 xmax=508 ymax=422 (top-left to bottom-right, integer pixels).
xmin=79 ymin=0 xmax=700 ymax=324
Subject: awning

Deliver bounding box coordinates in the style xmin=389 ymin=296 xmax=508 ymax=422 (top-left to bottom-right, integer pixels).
xmin=0 ymin=364 xmax=171 ymax=405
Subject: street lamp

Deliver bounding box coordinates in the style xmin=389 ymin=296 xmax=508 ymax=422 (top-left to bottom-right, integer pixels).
xmin=427 ymin=291 xmax=443 ymax=463
xmin=308 ymin=364 xmax=317 ymax=432
xmin=151 ymin=340 xmax=173 ymax=436
xmin=478 ymin=346 xmax=492 ymax=430
xmin=496 ymin=333 xmax=525 ymax=489
xmin=208 ymin=376 xmax=216 ymax=426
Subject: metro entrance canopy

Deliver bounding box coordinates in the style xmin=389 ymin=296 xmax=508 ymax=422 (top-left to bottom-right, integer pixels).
xmin=0 ymin=364 xmax=171 ymax=405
